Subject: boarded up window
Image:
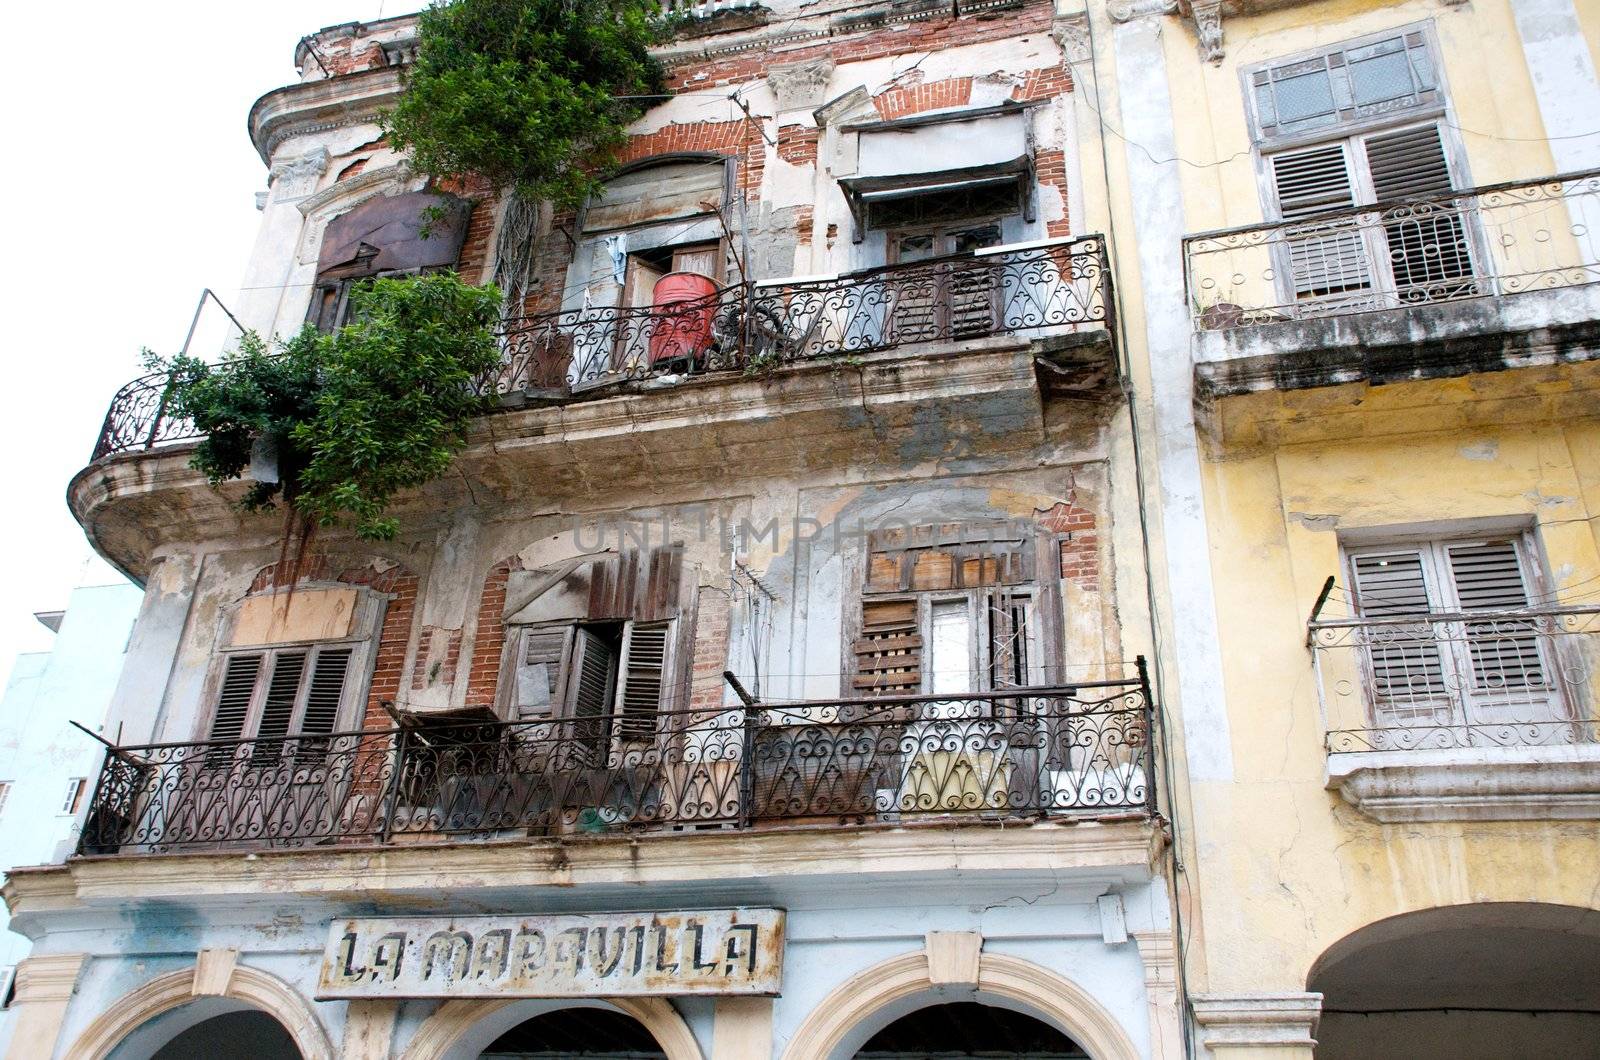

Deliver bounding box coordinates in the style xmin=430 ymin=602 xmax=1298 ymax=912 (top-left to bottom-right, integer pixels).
xmin=582 ymin=159 xmax=727 ymax=234
xmin=854 ymin=599 xmax=922 ymax=696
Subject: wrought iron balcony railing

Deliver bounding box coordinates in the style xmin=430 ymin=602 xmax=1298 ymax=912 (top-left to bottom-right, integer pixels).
xmin=1310 ymin=605 xmax=1600 ymax=752
xmin=77 ymin=674 xmax=1154 ymax=856
xmin=1183 ymin=169 xmax=1600 ymax=330
xmin=89 ymin=236 xmax=1111 ymax=462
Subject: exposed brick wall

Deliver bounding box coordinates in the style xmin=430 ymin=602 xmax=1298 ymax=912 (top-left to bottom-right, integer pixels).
xmin=1036 ymin=503 xmax=1100 ymax=592
xmin=1033 ymin=149 xmax=1071 ymax=238
xmin=247 ymin=557 xmax=420 ymax=729
xmin=662 ymin=0 xmax=1054 ymax=93
xmin=465 ymin=556 xmax=524 ymax=708
xmin=455 ymin=194 xmax=499 ymax=282
xmin=875 ymin=77 xmax=974 ymax=119
xmin=618 ymin=120 xmax=766 ymax=199
xmin=686 ymin=586 xmax=731 ymax=714
xmin=776 ymin=125 xmax=819 ymax=166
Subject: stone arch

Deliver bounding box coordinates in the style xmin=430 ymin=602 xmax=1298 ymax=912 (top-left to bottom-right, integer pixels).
xmin=782 ymin=950 xmax=1140 ymax=1060
xmin=1307 ymin=902 xmax=1600 ymax=1060
xmin=401 ymin=997 xmax=703 ymax=1060
xmin=65 ymin=961 xmax=333 ymax=1060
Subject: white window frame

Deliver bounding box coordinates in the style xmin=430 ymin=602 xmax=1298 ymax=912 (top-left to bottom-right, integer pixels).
xmin=0 ymin=780 xmax=11 ymax=820
xmin=59 ymin=777 xmax=87 ymax=816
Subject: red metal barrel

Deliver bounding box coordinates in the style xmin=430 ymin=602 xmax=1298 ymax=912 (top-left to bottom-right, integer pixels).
xmin=648 ymin=272 xmax=720 ymax=365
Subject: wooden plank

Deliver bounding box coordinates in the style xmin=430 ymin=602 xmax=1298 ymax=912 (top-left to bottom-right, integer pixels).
xmin=854 ymin=634 xmax=922 ymax=654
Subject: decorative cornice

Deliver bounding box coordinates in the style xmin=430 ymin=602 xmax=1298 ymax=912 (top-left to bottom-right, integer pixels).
xmin=1190 ymin=993 xmax=1323 ymax=1048
xmin=1052 ymin=14 xmax=1093 ymax=65
xmin=13 ymin=818 xmax=1163 ymax=922
xmin=1131 ymin=930 xmax=1178 ymax=988
xmin=248 ymin=66 xmax=402 ymax=166
xmin=767 ymin=58 xmax=836 ymax=115
xmin=268 ymin=147 xmax=329 ymax=200
xmin=1189 ymin=1 xmax=1224 ymax=63
xmin=1107 ymin=0 xmax=1178 ymax=23
xmin=13 ymin=953 xmax=86 ymax=1004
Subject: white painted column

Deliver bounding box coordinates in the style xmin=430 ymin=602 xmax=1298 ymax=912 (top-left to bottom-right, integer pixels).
xmin=100 ymin=552 xmax=201 ymax=746
xmin=1510 ymin=0 xmax=1600 ymax=173
xmin=4 ymin=953 xmax=86 ymax=1060
xmin=232 ymin=148 xmax=329 ymax=344
xmin=1108 ymin=4 xmax=1234 ymax=780
xmin=1133 ymin=931 xmax=1186 ymax=1060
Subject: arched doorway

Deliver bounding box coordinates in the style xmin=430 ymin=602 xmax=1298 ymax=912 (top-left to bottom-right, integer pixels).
xmin=148 ymin=1010 xmax=300 ymax=1059
xmin=855 ymin=1002 xmax=1088 ymax=1058
xmin=479 ymin=1008 xmax=665 ymax=1058
xmin=402 ymin=998 xmax=701 ymax=1060
xmin=1309 ymin=903 xmax=1600 ymax=1059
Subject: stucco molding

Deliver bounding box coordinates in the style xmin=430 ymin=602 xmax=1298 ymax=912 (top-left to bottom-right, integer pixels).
xmin=1189 ymin=993 xmax=1322 ymax=1048
xmin=1188 ymin=1 xmax=1224 ymax=63
xmin=268 ymin=147 xmax=330 ymax=199
xmin=248 ymin=66 xmax=403 ymax=166
xmin=767 ymin=59 xmax=836 ymax=115
xmin=13 ymin=954 xmax=87 ymax=1003
xmin=64 ymin=964 xmax=335 ymax=1060
xmin=1326 ymin=744 xmax=1600 ymax=823
xmin=782 ymin=950 xmax=1141 ymax=1060
xmin=401 ymin=997 xmax=702 ymax=1060
xmin=1051 ymin=15 xmax=1092 ymax=65
xmin=190 ymin=948 xmax=239 ymax=996
xmin=1107 ymin=0 xmax=1178 ymax=23
xmin=924 ymin=931 xmax=983 ymax=987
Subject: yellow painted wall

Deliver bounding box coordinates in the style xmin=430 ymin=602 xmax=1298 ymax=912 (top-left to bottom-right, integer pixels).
xmin=1190 ymin=405 xmax=1600 ymax=992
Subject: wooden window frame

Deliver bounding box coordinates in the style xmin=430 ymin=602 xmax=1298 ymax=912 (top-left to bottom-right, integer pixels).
xmin=499 ymin=617 xmax=677 ymax=746
xmin=197 ymin=586 xmax=386 ymax=746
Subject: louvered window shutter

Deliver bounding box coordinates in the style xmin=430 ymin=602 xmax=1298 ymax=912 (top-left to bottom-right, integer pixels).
xmin=1445 ymin=541 xmax=1546 ymax=691
xmin=569 ymin=628 xmax=618 ymax=758
xmin=301 ymin=647 xmax=352 ymax=735
xmin=617 ymin=622 xmax=669 ymax=741
xmin=514 ymin=627 xmax=573 ymax=719
xmin=1362 ymin=123 xmax=1473 ymax=294
xmin=854 ymin=599 xmax=922 ymax=696
xmin=1350 ymin=550 xmax=1449 ymax=713
xmin=206 ymin=653 xmax=263 ymax=764
xmin=1269 ymin=146 xmax=1373 ymax=299
xmin=250 ymin=651 xmax=308 ymax=765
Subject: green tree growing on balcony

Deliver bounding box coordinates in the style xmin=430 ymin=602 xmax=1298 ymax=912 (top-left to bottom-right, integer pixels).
xmin=148 ymin=273 xmax=501 ymax=544
xmin=382 ymin=0 xmax=668 ymax=318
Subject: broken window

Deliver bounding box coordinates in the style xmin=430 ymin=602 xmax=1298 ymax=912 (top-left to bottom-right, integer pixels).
xmin=853 ymin=524 xmax=1053 ymax=697
xmin=1249 ymin=28 xmax=1441 ymax=142
xmin=306 ymin=191 xmax=471 ymax=331
xmin=496 ymin=546 xmax=692 ymax=755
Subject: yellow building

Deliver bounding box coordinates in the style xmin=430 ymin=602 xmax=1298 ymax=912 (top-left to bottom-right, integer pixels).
xmin=1072 ymin=0 xmax=1600 ymax=1054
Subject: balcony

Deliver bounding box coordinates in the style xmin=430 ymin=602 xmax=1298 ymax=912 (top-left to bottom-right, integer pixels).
xmin=90 ymin=237 xmax=1114 ymax=462
xmin=1182 ymin=171 xmax=1600 ymax=444
xmin=1309 ymin=605 xmax=1600 ymax=822
xmin=77 ymin=677 xmax=1154 ymax=856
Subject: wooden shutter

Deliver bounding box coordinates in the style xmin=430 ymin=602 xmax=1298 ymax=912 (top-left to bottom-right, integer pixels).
xmin=513 ymin=627 xmax=573 ymax=720
xmin=1270 ymin=145 xmax=1373 ymax=300
xmin=1445 ymin=541 xmax=1545 ymax=691
xmin=251 ymin=651 xmax=307 ymax=764
xmin=617 ymin=622 xmax=669 ymax=741
xmin=1350 ymin=549 xmax=1449 ymax=714
xmin=854 ymin=599 xmax=922 ymax=696
xmin=568 ymin=628 xmax=618 ymax=758
xmin=208 ymin=654 xmax=263 ymax=743
xmin=1363 ymin=123 xmax=1472 ymax=294
xmin=301 ymin=646 xmax=352 ymax=734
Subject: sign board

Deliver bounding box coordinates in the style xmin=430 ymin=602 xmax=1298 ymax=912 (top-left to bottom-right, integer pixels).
xmin=317 ymin=908 xmax=785 ymax=1000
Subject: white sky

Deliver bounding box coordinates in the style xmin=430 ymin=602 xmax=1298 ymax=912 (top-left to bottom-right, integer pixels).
xmin=0 ymin=3 xmax=396 ymax=686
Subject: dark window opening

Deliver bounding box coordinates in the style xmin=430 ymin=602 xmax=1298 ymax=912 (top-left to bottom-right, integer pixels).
xmin=867 ymin=181 xmax=1020 ymax=232
xmin=857 ymin=1002 xmax=1088 ymax=1058
xmin=481 ymin=1007 xmax=665 ymax=1059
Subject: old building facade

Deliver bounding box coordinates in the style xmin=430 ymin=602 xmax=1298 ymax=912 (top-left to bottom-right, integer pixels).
xmin=7 ymin=2 xmax=1177 ymax=1058
xmin=5 ymin=0 xmax=1598 ymax=1056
